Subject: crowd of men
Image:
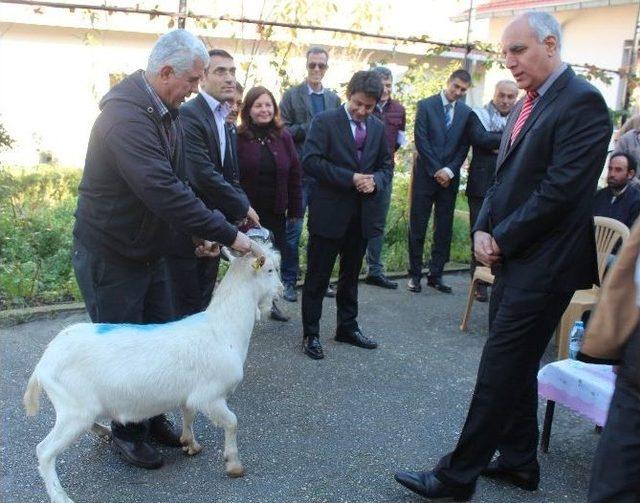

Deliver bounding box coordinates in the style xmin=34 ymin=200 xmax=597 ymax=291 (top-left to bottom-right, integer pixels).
xmin=71 ymin=9 xmax=640 ymax=502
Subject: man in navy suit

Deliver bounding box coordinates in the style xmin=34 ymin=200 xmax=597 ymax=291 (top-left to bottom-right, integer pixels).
xmin=408 ymin=69 xmax=472 ymax=294
xmin=395 ymin=12 xmax=612 ymax=501
xmin=300 ymin=71 xmax=393 ymax=360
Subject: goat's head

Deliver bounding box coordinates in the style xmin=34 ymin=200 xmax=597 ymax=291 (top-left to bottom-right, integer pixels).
xmin=221 ymin=243 xmax=283 ymax=319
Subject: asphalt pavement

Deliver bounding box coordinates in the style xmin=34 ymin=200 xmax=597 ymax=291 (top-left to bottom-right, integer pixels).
xmin=1 ymin=272 xmax=596 ymax=503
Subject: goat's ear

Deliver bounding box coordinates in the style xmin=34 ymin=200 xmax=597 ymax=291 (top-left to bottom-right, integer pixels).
xmin=252 ymin=255 xmax=266 ymax=271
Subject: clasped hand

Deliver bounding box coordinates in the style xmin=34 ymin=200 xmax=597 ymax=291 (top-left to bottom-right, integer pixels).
xmin=434 ymin=169 xmax=451 ymax=188
xmin=353 ymin=173 xmax=375 ymax=193
xmin=473 ymin=230 xmax=502 ymax=267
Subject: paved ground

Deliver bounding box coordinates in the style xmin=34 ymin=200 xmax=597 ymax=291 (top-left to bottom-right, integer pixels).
xmin=1 ymin=272 xmax=597 ymax=503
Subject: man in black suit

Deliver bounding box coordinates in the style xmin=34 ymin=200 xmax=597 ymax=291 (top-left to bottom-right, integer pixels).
xmin=408 ymin=69 xmax=472 ymax=294
xmin=466 ymin=80 xmax=519 ymax=301
xmin=300 ymin=71 xmax=393 ymax=360
xmin=395 ymin=12 xmax=612 ymax=501
xmin=169 ymin=49 xmax=259 ymax=316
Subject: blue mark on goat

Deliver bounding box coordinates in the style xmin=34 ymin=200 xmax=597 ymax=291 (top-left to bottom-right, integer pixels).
xmin=94 ymin=312 xmax=207 ymax=335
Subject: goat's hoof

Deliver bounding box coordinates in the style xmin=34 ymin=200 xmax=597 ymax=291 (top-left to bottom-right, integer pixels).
xmin=225 ymin=463 xmax=245 ymax=478
xmin=182 ymin=442 xmax=203 ymax=456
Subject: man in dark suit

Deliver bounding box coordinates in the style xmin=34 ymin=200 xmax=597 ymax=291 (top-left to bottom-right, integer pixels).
xmin=408 ymin=69 xmax=472 ymax=294
xmin=593 ymin=152 xmax=640 ymax=229
xmin=300 ymin=71 xmax=393 ymax=360
xmin=170 ymin=49 xmax=259 ymax=316
xmin=395 ymin=12 xmax=612 ymax=501
xmin=466 ymin=80 xmax=519 ymax=301
xmin=280 ymin=47 xmax=341 ymax=302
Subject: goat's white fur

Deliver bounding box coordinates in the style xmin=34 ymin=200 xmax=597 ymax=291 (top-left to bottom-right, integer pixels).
xmin=24 ymin=246 xmax=281 ymax=503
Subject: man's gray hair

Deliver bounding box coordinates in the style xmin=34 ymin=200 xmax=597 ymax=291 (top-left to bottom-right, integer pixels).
xmin=495 ymin=79 xmax=518 ymax=90
xmin=306 ymin=46 xmax=329 ymax=61
xmin=524 ymin=11 xmax=562 ymax=50
xmin=372 ymin=66 xmax=393 ymax=81
xmin=147 ymin=30 xmax=209 ymax=76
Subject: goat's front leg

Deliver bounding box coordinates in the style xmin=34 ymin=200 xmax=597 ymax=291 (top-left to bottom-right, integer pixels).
xmin=179 ymin=405 xmax=202 ymax=456
xmin=204 ymin=399 xmax=243 ymax=477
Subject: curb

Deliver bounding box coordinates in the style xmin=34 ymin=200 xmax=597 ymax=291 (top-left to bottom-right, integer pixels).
xmin=0 ymin=265 xmax=470 ymax=327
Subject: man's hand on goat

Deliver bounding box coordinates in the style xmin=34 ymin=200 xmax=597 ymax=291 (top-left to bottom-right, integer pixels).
xmin=195 ymin=240 xmax=220 ymax=258
xmin=246 ymin=207 xmax=260 ymax=227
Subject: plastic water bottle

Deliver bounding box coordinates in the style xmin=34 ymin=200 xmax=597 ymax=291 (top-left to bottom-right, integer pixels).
xmin=568 ymin=321 xmax=585 ymax=359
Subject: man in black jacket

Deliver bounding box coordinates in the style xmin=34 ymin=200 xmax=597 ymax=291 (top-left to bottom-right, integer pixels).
xmin=170 ymin=49 xmax=259 ymax=316
xmin=300 ymin=71 xmax=393 ymax=360
xmin=408 ymin=69 xmax=472 ymax=294
xmin=466 ymin=80 xmax=518 ymax=301
xmin=395 ymin=12 xmax=612 ymax=501
xmin=593 ymin=152 xmax=640 ymax=229
xmin=73 ymin=30 xmax=253 ymax=470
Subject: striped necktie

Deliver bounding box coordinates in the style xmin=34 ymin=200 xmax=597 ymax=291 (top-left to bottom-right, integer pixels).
xmin=444 ymin=103 xmax=453 ymax=129
xmin=510 ymin=90 xmax=539 ymax=144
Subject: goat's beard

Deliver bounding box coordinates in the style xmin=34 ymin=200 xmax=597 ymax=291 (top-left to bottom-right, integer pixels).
xmin=256 ymin=296 xmax=273 ymax=321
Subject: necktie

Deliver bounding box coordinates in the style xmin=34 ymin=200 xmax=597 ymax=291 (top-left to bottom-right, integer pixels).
xmin=444 ymin=103 xmax=453 ymax=129
xmin=354 ymin=121 xmax=366 ymax=161
xmin=510 ymin=90 xmax=539 ymax=144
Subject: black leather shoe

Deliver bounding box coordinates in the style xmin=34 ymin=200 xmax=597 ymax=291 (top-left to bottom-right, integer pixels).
xmin=303 ymin=336 xmax=324 ymax=359
xmin=394 ymin=470 xmax=474 ymax=501
xmin=112 ymin=436 xmax=163 ymax=469
xmin=148 ymin=415 xmax=182 ymax=447
xmin=325 ymin=284 xmax=337 ymax=298
xmin=427 ymin=275 xmax=452 ymax=294
xmin=474 ymin=283 xmax=488 ymax=302
xmin=481 ymin=459 xmax=540 ymax=491
xmin=270 ymin=302 xmax=290 ymax=322
xmin=365 ymin=274 xmax=398 ymax=289
xmin=407 ymin=278 xmax=422 ymax=293
xmin=335 ymin=328 xmax=378 ymax=349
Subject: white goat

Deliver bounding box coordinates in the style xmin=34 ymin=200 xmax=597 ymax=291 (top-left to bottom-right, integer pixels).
xmin=23 ymin=246 xmax=282 ymax=503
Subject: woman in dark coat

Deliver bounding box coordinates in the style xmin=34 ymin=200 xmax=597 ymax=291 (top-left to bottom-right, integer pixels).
xmin=237 ymin=86 xmax=303 ymax=322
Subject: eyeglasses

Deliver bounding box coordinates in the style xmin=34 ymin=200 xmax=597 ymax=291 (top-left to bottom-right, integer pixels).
xmin=307 ymin=63 xmax=328 ymax=70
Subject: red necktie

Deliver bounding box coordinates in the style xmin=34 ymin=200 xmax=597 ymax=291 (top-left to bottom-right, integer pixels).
xmin=510 ymin=90 xmax=539 ymax=144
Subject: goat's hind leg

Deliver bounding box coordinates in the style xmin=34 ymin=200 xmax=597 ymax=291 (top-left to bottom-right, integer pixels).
xmin=180 ymin=405 xmax=202 ymax=456
xmin=202 ymin=399 xmax=244 ymax=477
xmin=37 ymin=411 xmax=93 ymax=503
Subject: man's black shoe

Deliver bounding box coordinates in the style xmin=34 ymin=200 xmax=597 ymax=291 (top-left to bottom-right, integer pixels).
xmin=149 ymin=415 xmax=182 ymax=447
xmin=303 ymin=336 xmax=324 ymax=359
xmin=112 ymin=436 xmax=163 ymax=469
xmin=270 ymin=302 xmax=290 ymax=322
xmin=407 ymin=278 xmax=422 ymax=293
xmin=335 ymin=328 xmax=378 ymax=349
xmin=427 ymin=275 xmax=452 ymax=294
xmin=325 ymin=284 xmax=337 ymax=298
xmin=481 ymin=459 xmax=540 ymax=491
xmin=365 ymin=274 xmax=398 ymax=289
xmin=394 ymin=470 xmax=474 ymax=501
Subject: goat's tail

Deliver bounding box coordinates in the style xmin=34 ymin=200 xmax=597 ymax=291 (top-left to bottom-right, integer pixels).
xmin=23 ymin=372 xmax=42 ymax=417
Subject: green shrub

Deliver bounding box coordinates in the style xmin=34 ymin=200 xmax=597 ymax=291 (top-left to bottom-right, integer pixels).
xmin=0 ymin=165 xmax=472 ymax=309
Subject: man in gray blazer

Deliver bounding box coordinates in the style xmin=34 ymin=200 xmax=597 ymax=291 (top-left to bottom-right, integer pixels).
xmin=280 ymin=46 xmax=341 ymax=302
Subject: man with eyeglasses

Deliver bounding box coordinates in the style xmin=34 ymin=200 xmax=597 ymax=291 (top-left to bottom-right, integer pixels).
xmin=168 ymin=49 xmax=259 ymax=316
xmin=280 ymin=46 xmax=341 ymax=303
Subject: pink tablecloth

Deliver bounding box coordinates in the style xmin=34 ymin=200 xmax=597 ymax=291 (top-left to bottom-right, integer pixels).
xmin=537 ymin=360 xmax=616 ymax=427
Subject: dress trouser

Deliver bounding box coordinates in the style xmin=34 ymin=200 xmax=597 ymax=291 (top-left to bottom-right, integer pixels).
xmin=366 ymin=180 xmax=393 ymax=277
xmin=588 ymin=324 xmax=640 ymax=503
xmin=407 ymin=182 xmax=457 ymax=281
xmin=434 ymin=276 xmax=573 ymax=487
xmin=301 ymin=212 xmax=367 ymax=338
xmin=72 ymin=238 xmax=175 ymax=442
xmin=282 ymin=178 xmax=315 ymax=286
xmin=467 ymin=195 xmax=484 ymax=277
